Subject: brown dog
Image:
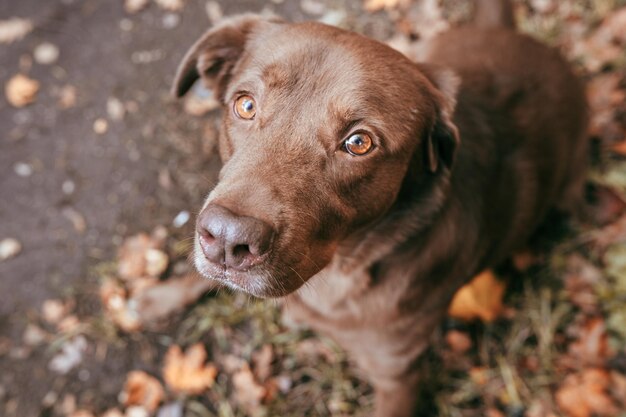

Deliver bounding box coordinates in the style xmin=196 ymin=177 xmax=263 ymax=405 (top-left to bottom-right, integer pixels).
xmin=172 ymin=0 xmax=587 ymax=415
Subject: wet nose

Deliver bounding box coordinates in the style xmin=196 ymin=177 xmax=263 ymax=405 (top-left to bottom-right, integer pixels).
xmin=196 ymin=204 xmax=274 ymax=270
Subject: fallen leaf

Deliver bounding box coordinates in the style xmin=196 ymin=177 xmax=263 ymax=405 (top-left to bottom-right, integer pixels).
xmin=122 ymin=371 xmax=164 ymax=412
xmin=111 ymin=306 xmax=142 ymax=332
xmin=48 ymin=335 xmax=88 ymax=375
xmin=448 ymin=270 xmax=506 ymax=322
xmin=605 ymin=243 xmax=626 ymax=284
xmin=445 ymin=330 xmax=472 ymax=354
xmin=60 ymin=394 xmax=77 ymax=415
xmin=611 ymin=371 xmax=626 ymax=408
xmin=100 ymin=408 xmax=124 ymax=417
xmin=118 ymin=233 xmax=153 ymax=280
xmin=0 ymin=18 xmax=33 ymax=44
xmin=511 ymin=250 xmax=540 ymax=272
xmin=22 ymin=323 xmax=48 ymax=346
xmin=486 ymin=408 xmax=505 ymax=417
xmin=93 ymin=118 xmax=108 ymax=135
xmin=205 ymin=1 xmax=223 ymax=24
xmin=364 ymin=0 xmax=410 ymax=12
xmin=163 ymin=344 xmax=217 ymax=394
xmin=232 ymin=363 xmax=266 ymax=410
xmin=126 ymin=274 xmax=216 ymax=328
xmin=118 ymin=232 xmax=168 ymax=280
xmin=586 ymin=184 xmax=626 ymax=227
xmin=573 ymin=7 xmax=626 ymax=72
xmin=555 ymin=368 xmax=619 ymax=417
xmin=107 ymin=97 xmax=125 ymax=121
xmin=567 ymin=317 xmax=612 ymax=366
xmin=125 ymin=276 xmax=159 ymax=297
xmin=301 ymin=0 xmax=327 ymax=15
xmin=563 ymin=254 xmax=602 ymax=312
xmin=154 ymin=0 xmax=184 ymax=11
xmin=33 ymin=42 xmax=59 ymax=65
xmin=124 ymin=0 xmax=150 ymax=14
xmin=0 ymin=238 xmax=21 ymax=261
xmin=42 ymin=299 xmax=68 ymax=324
xmin=526 ymin=398 xmax=557 ymax=417
xmin=5 ymin=73 xmax=39 ymax=107
xmin=469 ymin=366 xmax=489 ymax=386
xmin=144 ymin=248 xmax=168 ymax=277
xmin=57 ymin=315 xmax=81 ymax=333
xmin=592 ymin=214 xmax=626 ymax=250
xmin=56 ymin=85 xmax=77 ymax=109
xmin=613 ymin=140 xmax=626 ymax=156
xmin=125 ymin=406 xmax=150 ymax=417
xmin=99 ymin=278 xmax=127 ymax=312
xmin=586 ymin=73 xmax=625 ymax=143
xmin=62 ymin=207 xmax=87 ymax=233
xmin=70 ymin=411 xmax=95 ymax=417
xmin=252 ymin=344 xmax=274 ymax=382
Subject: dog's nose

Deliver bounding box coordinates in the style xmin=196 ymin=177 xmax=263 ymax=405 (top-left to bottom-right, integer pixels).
xmin=196 ymin=204 xmax=274 ymax=270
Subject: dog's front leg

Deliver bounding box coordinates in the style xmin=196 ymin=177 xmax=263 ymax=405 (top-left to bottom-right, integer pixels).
xmin=373 ymin=372 xmax=424 ymax=417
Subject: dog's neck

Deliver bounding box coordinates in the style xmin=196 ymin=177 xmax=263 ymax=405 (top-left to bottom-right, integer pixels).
xmin=335 ymin=169 xmax=453 ymax=276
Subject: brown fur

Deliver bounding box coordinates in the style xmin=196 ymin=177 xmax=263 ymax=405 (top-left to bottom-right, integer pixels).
xmin=173 ymin=2 xmax=587 ymax=415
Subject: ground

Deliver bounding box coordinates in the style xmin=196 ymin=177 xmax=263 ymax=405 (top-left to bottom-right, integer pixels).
xmin=1 ymin=0 xmax=625 ymax=416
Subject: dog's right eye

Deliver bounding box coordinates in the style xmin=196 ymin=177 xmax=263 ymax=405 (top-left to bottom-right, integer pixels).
xmin=343 ymin=132 xmax=374 ymax=156
xmin=234 ymin=95 xmax=256 ymax=120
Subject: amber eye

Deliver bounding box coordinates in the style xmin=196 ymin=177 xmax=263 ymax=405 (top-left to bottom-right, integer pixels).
xmin=343 ymin=132 xmax=373 ymax=156
xmin=234 ymin=95 xmax=256 ymax=120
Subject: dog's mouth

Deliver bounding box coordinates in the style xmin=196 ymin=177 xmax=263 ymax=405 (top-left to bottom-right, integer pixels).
xmin=193 ymin=235 xmax=312 ymax=298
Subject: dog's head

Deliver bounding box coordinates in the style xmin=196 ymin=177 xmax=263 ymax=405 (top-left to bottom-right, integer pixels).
xmin=173 ymin=15 xmax=459 ymax=297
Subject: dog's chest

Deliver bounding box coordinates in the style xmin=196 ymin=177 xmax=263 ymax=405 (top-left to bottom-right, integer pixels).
xmin=300 ymin=264 xmax=370 ymax=314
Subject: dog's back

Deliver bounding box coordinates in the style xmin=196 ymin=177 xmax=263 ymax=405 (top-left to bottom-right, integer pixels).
xmin=424 ymin=0 xmax=588 ymax=263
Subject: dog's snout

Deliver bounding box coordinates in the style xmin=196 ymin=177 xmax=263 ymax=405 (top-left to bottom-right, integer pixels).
xmin=196 ymin=204 xmax=274 ymax=270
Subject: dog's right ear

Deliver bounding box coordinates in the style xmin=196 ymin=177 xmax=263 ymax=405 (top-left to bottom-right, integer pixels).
xmin=415 ymin=63 xmax=461 ymax=174
xmin=172 ymin=14 xmax=283 ymax=100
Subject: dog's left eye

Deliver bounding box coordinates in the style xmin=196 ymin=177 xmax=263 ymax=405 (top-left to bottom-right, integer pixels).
xmin=343 ymin=132 xmax=373 ymax=156
xmin=234 ymin=95 xmax=256 ymax=120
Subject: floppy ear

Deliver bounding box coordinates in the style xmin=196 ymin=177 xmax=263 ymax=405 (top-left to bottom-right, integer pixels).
xmin=416 ymin=63 xmax=461 ymax=174
xmin=171 ymin=14 xmax=283 ymax=100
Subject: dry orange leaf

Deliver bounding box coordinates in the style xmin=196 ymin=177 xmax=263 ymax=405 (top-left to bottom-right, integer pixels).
xmin=555 ymin=368 xmax=619 ymax=417
xmin=445 ymin=330 xmax=472 ymax=354
xmin=252 ymin=344 xmax=274 ymax=382
xmin=100 ymin=409 xmax=124 ymax=417
xmin=5 ymin=73 xmax=39 ymax=107
xmin=233 ymin=363 xmax=267 ymax=410
xmin=469 ymin=366 xmax=489 ymax=386
xmin=448 ymin=270 xmax=506 ymax=322
xmin=612 ymin=140 xmax=626 ymax=156
xmin=69 ymin=411 xmax=95 ymax=417
xmin=364 ymin=0 xmax=410 ymax=12
xmin=121 ymin=371 xmax=164 ymax=413
xmin=163 ymin=344 xmax=217 ymax=394
xmin=568 ymin=317 xmax=612 ymax=366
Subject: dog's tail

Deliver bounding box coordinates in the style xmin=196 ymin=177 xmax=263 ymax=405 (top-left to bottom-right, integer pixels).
xmin=472 ymin=0 xmax=516 ymax=29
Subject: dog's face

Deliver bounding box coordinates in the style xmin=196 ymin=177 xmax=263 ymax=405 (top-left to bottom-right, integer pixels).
xmin=173 ymin=15 xmax=459 ymax=297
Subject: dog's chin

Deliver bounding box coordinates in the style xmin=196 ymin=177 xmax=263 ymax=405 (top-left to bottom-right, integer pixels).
xmin=193 ymin=249 xmax=307 ymax=298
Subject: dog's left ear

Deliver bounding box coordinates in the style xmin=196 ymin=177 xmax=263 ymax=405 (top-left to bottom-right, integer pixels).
xmin=416 ymin=63 xmax=461 ymax=174
xmin=172 ymin=14 xmax=283 ymax=100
